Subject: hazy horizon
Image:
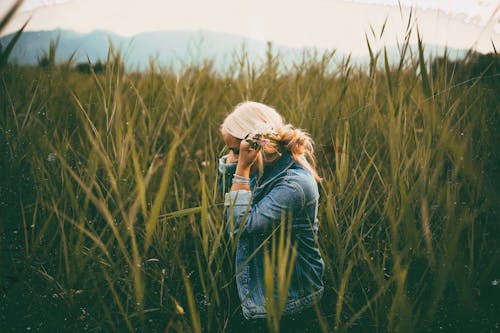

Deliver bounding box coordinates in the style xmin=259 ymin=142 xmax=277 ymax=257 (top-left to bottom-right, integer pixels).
xmin=1 ymin=0 xmax=499 ymax=56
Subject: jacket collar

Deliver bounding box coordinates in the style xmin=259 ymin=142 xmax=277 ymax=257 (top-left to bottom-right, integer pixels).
xmin=255 ymin=150 xmax=295 ymax=190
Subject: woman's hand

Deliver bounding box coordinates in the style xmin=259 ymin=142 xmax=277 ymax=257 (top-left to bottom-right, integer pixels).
xmin=236 ymin=140 xmax=260 ymax=172
xmin=231 ymin=140 xmax=260 ymax=191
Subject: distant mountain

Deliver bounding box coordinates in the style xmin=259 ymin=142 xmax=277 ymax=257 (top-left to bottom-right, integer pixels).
xmin=0 ymin=29 xmax=469 ymax=72
xmin=0 ymin=29 xmax=321 ymax=71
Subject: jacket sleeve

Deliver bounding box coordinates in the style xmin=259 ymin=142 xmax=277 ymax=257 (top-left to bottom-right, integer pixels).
xmin=218 ymin=155 xmax=238 ymax=195
xmin=224 ymin=180 xmax=306 ymax=235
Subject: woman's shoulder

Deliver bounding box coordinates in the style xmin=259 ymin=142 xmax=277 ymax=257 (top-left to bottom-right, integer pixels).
xmin=284 ymin=164 xmax=319 ymax=201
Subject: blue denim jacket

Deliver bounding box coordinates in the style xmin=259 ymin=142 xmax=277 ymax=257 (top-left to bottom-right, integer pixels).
xmin=219 ymin=151 xmax=324 ymax=319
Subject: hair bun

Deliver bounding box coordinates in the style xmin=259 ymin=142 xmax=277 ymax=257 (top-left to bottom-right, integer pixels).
xmin=278 ymin=125 xmax=310 ymax=155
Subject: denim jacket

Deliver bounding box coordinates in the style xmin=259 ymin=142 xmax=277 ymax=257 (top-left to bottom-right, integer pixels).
xmin=219 ymin=151 xmax=324 ymax=319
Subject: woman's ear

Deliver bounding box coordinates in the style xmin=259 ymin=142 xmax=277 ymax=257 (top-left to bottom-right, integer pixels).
xmin=262 ymin=147 xmax=281 ymax=164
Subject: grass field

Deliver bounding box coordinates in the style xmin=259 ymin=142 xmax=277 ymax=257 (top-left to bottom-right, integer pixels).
xmin=1 ymin=22 xmax=499 ymax=332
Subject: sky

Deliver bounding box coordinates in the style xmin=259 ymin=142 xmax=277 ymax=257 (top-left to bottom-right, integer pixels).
xmin=1 ymin=0 xmax=499 ymax=56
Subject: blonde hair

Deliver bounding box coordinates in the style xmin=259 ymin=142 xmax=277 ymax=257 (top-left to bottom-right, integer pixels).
xmin=221 ymin=101 xmax=321 ymax=182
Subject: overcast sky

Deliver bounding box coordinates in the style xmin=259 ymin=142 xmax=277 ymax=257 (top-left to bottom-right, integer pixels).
xmin=2 ymin=0 xmax=499 ymax=56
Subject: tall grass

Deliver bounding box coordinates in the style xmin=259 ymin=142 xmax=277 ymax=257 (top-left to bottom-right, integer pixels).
xmin=1 ymin=27 xmax=499 ymax=332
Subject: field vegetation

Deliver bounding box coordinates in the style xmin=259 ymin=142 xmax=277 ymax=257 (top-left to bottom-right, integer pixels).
xmin=1 ymin=3 xmax=499 ymax=332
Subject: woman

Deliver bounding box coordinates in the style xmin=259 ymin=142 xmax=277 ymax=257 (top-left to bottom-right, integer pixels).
xmin=218 ymin=101 xmax=324 ymax=331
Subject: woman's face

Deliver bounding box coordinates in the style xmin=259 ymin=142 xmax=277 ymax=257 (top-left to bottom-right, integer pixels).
xmin=223 ymin=133 xmax=241 ymax=156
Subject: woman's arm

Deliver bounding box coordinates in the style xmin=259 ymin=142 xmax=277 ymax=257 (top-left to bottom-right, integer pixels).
xmin=225 ymin=180 xmax=306 ymax=235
